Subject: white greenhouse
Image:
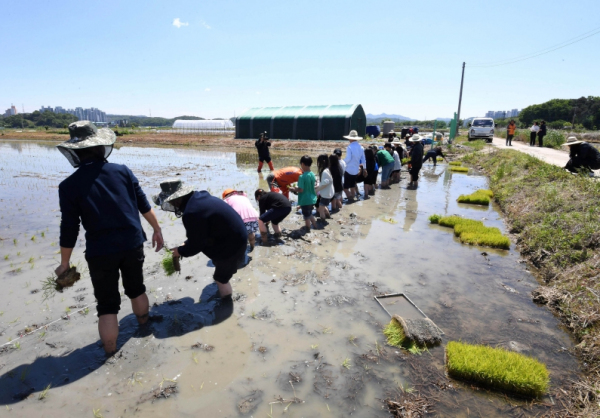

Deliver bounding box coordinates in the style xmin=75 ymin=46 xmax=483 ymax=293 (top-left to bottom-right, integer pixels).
xmin=172 ymin=119 xmax=234 ymax=135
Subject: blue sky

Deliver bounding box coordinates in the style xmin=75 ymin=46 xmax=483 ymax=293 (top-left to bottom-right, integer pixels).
xmin=2 ymin=0 xmax=599 ymax=120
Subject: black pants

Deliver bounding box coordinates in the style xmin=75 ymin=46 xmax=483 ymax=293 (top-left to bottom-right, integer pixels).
xmin=530 ymin=132 xmax=536 ymax=146
xmin=506 ymin=134 xmax=514 ymax=146
xmin=538 ymin=134 xmax=545 ymax=147
xmin=423 ymin=151 xmax=437 ymax=165
xmin=409 ymin=164 xmax=422 ymax=182
xmin=86 ymin=246 xmax=146 ymax=316
xmin=212 ymin=244 xmax=247 ymax=284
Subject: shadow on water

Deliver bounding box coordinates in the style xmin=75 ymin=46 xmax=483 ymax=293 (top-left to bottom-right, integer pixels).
xmin=0 ymin=284 xmax=232 ymax=404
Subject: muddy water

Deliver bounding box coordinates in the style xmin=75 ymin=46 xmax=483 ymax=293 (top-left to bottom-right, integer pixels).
xmin=0 ymin=141 xmax=578 ymax=417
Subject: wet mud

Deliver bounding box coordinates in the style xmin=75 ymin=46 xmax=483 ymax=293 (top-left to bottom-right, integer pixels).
xmin=0 ymin=140 xmax=579 ymax=417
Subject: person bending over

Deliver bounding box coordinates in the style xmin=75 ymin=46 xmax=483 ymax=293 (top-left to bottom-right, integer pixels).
xmin=255 ymin=189 xmax=292 ymax=243
xmin=422 ymin=146 xmax=448 ymax=167
xmin=564 ymin=137 xmax=600 ymax=174
xmin=266 ymin=166 xmax=302 ymax=198
xmin=153 ymin=180 xmax=248 ymax=299
xmin=222 ymin=189 xmax=260 ymax=250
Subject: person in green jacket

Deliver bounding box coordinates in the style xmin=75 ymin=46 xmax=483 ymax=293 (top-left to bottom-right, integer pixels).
xmin=376 ymin=144 xmax=396 ymax=189
xmin=289 ymin=155 xmax=318 ymax=231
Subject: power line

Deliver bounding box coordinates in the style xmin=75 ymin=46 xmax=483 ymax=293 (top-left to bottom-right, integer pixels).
xmin=470 ymin=26 xmax=600 ymax=68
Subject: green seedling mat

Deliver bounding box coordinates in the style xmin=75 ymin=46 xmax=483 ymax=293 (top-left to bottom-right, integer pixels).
xmin=375 ymin=292 xmax=444 ymax=335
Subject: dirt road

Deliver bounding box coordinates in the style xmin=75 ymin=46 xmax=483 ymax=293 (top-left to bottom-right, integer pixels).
xmin=491 ymin=136 xmax=570 ymax=167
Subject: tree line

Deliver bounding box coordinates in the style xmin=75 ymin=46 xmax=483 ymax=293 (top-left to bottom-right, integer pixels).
xmin=106 ymin=115 xmax=205 ymax=127
xmin=0 ymin=111 xmax=78 ymax=128
xmin=519 ymin=96 xmax=600 ymax=130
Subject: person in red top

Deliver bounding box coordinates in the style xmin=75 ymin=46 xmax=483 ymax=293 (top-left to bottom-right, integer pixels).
xmin=266 ymin=166 xmax=303 ymax=198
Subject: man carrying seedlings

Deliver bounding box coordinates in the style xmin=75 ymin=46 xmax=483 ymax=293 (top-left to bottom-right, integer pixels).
xmin=564 ymin=137 xmax=600 ymax=175
xmin=266 ymin=166 xmax=303 ymax=199
xmin=255 ymin=132 xmax=274 ymax=173
xmin=153 ymin=180 xmax=248 ymax=298
xmin=55 ymin=121 xmax=164 ymax=355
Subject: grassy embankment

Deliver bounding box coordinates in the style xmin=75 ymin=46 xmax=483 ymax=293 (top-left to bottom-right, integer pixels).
xmin=458 ymin=146 xmax=600 ymax=415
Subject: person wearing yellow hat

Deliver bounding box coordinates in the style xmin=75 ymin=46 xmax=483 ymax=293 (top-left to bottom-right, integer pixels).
xmin=222 ymin=189 xmax=260 ymax=250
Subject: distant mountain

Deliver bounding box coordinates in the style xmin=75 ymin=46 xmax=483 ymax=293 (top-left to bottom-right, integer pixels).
xmin=366 ymin=113 xmax=414 ymax=121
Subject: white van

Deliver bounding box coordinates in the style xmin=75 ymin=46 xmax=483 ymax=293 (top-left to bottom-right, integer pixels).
xmin=468 ymin=118 xmax=495 ymax=143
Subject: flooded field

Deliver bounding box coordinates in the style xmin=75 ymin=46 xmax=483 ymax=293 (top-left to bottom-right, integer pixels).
xmin=0 ymin=141 xmax=579 ymax=417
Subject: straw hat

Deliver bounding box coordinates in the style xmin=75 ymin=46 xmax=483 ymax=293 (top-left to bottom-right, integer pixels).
xmin=152 ymin=179 xmax=194 ymax=212
xmin=565 ymin=136 xmax=584 ymax=146
xmin=344 ymin=130 xmax=362 ymax=141
xmin=409 ymin=134 xmax=422 ymax=142
xmin=56 ymin=121 xmax=116 ymax=167
xmin=222 ymin=188 xmax=236 ymax=199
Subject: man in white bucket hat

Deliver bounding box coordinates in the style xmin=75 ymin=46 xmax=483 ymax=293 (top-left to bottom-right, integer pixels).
xmin=408 ymin=134 xmax=424 ymax=188
xmin=564 ymin=136 xmax=600 ymax=174
xmin=56 ymin=121 xmax=164 ymax=355
xmin=342 ymin=130 xmax=365 ymax=200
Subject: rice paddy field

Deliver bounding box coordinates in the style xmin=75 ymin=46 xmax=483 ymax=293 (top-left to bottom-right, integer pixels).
xmin=0 ymin=140 xmax=580 ymax=417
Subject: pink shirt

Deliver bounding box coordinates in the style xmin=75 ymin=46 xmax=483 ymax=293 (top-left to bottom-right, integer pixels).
xmin=224 ymin=193 xmax=259 ymax=223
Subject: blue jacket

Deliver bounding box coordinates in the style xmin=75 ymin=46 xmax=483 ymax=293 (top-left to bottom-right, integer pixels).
xmin=178 ymin=191 xmax=247 ymax=260
xmin=59 ymin=160 xmax=151 ymax=258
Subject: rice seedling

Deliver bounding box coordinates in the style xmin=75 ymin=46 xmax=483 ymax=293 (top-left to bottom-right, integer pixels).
xmin=20 ymin=367 xmax=29 ymax=382
xmin=161 ymin=248 xmax=176 ymax=276
xmin=3 ymin=254 xmax=8 ymax=260
xmin=437 ymin=157 xmax=444 ymax=162
xmin=41 ymin=232 xmax=45 ymax=238
xmin=28 ymin=257 xmax=34 ymax=263
xmin=341 ymin=358 xmax=351 ymax=369
xmin=428 ymin=214 xmax=442 ymax=224
xmin=17 ymin=251 xmax=20 ymax=256
xmin=41 ymin=275 xmax=57 ymax=301
xmin=13 ymin=238 xmax=17 ymax=246
xmin=65 ymin=307 xmax=71 ymax=314
xmin=348 ymin=335 xmax=358 ymax=346
xmin=450 ymin=166 xmax=469 ymax=173
xmin=93 ymin=409 xmax=103 ymax=418
xmin=382 ymin=318 xmax=423 ymax=354
xmin=446 ymin=341 xmax=549 ymax=398
xmin=14 ymin=341 xmax=21 ymax=350
xmin=38 ymin=383 xmax=51 ymax=400
xmin=30 ymin=236 xmax=36 ymax=242
xmin=38 ymin=331 xmax=46 ymax=339
xmin=82 ymin=307 xmax=90 ymax=315
xmin=432 ymin=215 xmax=510 ymax=249
xmin=457 ymin=189 xmax=494 ymax=206
xmin=311 ymin=344 xmax=319 ymax=349
xmin=401 ymin=158 xmax=410 ymax=164
xmin=449 ymin=161 xmax=462 ymax=166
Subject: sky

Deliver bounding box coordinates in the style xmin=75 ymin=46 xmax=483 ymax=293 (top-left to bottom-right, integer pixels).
xmin=2 ymin=0 xmax=600 ymax=120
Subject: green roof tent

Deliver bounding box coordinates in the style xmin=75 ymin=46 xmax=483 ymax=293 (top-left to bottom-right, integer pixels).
xmin=235 ymin=104 xmax=366 ymax=140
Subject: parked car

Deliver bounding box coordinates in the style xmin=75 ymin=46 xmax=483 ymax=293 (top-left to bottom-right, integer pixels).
xmin=468 ymin=118 xmax=495 ymax=142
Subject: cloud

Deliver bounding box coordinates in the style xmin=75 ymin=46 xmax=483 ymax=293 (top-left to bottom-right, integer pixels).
xmin=205 ymin=88 xmax=211 ymax=92
xmin=172 ymin=18 xmax=189 ymax=28
xmin=201 ymin=21 xmax=211 ymax=29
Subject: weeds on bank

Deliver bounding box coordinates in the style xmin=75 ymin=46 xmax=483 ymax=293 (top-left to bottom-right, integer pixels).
xmin=446 ymin=341 xmax=549 ymax=398
xmin=430 ymin=215 xmax=510 ymax=249
xmin=457 ymin=189 xmax=494 ymax=206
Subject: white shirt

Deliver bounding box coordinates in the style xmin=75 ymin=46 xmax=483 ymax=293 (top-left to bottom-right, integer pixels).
xmin=393 ymin=151 xmax=401 ymax=170
xmin=315 ymin=168 xmax=335 ymax=199
xmin=530 ymin=125 xmax=540 ymax=132
xmin=344 ymin=142 xmax=365 ymax=175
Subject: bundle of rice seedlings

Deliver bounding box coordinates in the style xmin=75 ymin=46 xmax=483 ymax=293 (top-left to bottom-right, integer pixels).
xmin=450 ymin=166 xmax=469 ymax=173
xmin=446 ymin=341 xmax=549 ymax=398
xmin=162 ymin=249 xmax=177 ymax=276
xmin=428 ymin=214 xmax=442 ymax=224
xmin=435 ymin=216 xmax=510 ymax=250
xmin=401 ymin=158 xmax=410 ymax=165
xmin=449 ymin=161 xmax=462 ymax=166
xmin=436 ymin=157 xmax=444 ymax=162
xmin=457 ymin=189 xmax=494 ymax=205
xmin=383 ymin=318 xmax=423 ymax=354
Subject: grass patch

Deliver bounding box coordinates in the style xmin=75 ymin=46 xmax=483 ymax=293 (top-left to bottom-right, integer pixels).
xmin=431 ymin=215 xmax=510 ymax=249
xmin=383 ymin=319 xmax=424 ymax=355
xmin=446 ymin=341 xmax=549 ymax=398
xmin=449 ymin=161 xmax=462 ymax=166
xmin=450 ymin=166 xmax=469 ymax=173
xmin=457 ymin=189 xmax=494 ymax=206
xmin=161 ymin=249 xmax=176 ymax=276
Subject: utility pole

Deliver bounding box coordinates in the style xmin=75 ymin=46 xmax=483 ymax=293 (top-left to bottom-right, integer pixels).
xmin=456 ymin=62 xmax=465 ymax=137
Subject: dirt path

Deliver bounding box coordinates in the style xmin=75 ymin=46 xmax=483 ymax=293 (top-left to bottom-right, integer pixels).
xmin=491 ymin=136 xmax=571 ymax=167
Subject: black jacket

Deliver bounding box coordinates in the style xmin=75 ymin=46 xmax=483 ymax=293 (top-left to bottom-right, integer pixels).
xmin=258 ymin=192 xmax=291 ymax=214
xmin=569 ymin=143 xmax=600 ymax=170
xmin=539 ymin=124 xmax=547 ymax=135
xmin=255 ymin=139 xmax=271 ymax=159
xmin=410 ymin=143 xmax=424 ymax=167
xmin=178 ymin=191 xmax=247 ymax=261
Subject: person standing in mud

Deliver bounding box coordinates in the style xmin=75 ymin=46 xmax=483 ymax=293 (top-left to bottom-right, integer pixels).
xmin=153 ymin=180 xmax=248 ymax=299
xmin=255 ymin=132 xmax=274 ymax=173
xmin=408 ymin=134 xmax=424 ymax=188
xmin=342 ymin=130 xmax=365 ymax=201
xmin=289 ymin=155 xmax=319 ymax=230
xmin=55 ymin=121 xmax=164 ymax=355
xmin=329 ymin=154 xmax=344 ymax=211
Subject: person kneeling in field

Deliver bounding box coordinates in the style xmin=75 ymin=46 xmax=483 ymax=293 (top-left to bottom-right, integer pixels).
xmin=222 ymin=189 xmax=260 ymax=250
xmin=55 ymin=121 xmax=164 ymax=355
xmin=564 ymin=136 xmax=600 ymax=175
xmin=266 ymin=166 xmax=303 ymax=199
xmin=153 ymin=180 xmax=248 ymax=299
xmin=255 ymin=189 xmax=292 ymax=244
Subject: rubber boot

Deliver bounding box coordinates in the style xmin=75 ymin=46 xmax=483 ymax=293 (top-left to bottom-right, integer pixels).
xmin=268 ymin=161 xmax=274 ymax=171
xmin=257 ymin=161 xmax=263 ymax=173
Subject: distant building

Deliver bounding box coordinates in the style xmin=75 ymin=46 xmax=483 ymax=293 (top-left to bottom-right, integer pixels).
xmin=3 ymin=105 xmax=18 ymax=117
xmin=485 ymin=109 xmax=520 ymax=119
xmin=38 ymin=105 xmax=107 ymax=122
